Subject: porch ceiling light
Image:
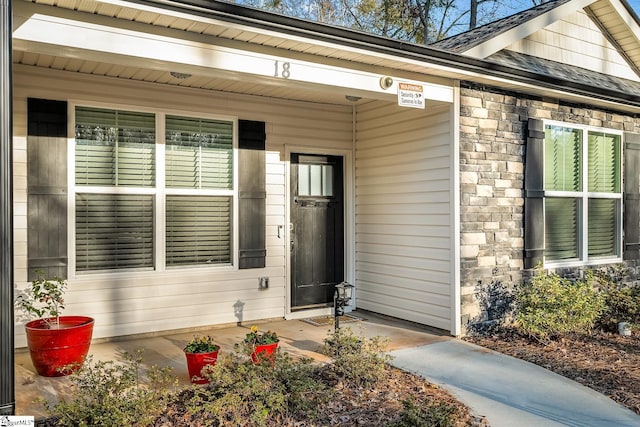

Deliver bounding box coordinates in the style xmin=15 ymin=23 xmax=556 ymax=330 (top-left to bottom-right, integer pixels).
xmin=333 ymin=282 xmax=354 ymax=330
xmin=170 ymin=71 xmax=192 ymax=79
xmin=345 ymin=95 xmax=362 ymax=102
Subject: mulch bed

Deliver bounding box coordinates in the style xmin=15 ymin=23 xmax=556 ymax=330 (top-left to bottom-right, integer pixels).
xmin=464 ymin=328 xmax=640 ymax=416
xmin=153 ymin=366 xmax=489 ymax=426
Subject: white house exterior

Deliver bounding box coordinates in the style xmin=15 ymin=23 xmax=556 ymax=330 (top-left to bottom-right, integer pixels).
xmin=9 ymin=0 xmax=640 ymax=347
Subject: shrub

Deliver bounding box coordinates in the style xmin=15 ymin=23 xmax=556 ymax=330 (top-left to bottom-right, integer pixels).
xmin=385 ymin=398 xmax=459 ymax=427
xmin=321 ymin=326 xmax=392 ymax=388
xmin=186 ymin=351 xmax=330 ymax=426
xmin=515 ymin=268 xmax=605 ymax=340
xmin=274 ymin=352 xmax=332 ymax=419
xmin=590 ymin=265 xmax=640 ymax=331
xmin=44 ymin=351 xmax=177 ymax=427
xmin=187 ymin=353 xmax=286 ymax=427
xmin=467 ymin=278 xmax=516 ymax=335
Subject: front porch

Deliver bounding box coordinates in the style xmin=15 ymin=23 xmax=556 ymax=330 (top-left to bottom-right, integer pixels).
xmin=14 ymin=310 xmax=448 ymax=419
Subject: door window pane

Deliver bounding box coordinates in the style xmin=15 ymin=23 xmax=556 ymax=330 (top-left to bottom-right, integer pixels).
xmin=322 ymin=165 xmax=334 ymax=196
xmin=298 ymin=163 xmax=334 ymax=196
xmin=298 ymin=164 xmax=310 ymax=196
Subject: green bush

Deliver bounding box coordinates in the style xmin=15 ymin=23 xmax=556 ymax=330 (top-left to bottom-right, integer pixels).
xmin=590 ymin=266 xmax=640 ymax=331
xmin=44 ymin=352 xmax=177 ymax=427
xmin=515 ymin=268 xmax=605 ymax=340
xmin=187 ymin=353 xmax=286 ymax=427
xmin=321 ymin=326 xmax=392 ymax=388
xmin=186 ymin=351 xmax=330 ymax=426
xmin=385 ymin=398 xmax=458 ymax=427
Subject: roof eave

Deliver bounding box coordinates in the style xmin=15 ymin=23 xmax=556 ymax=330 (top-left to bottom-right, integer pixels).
xmin=109 ymin=0 xmax=640 ymax=111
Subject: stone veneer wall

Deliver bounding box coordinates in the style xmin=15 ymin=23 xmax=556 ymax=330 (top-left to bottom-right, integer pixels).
xmin=459 ymin=82 xmax=640 ymax=330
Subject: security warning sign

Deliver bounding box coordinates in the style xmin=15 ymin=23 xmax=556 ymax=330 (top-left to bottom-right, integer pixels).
xmin=397 ymin=82 xmax=425 ymax=109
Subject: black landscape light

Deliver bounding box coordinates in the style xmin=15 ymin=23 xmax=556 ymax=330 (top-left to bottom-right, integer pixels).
xmin=333 ymin=282 xmax=354 ymax=331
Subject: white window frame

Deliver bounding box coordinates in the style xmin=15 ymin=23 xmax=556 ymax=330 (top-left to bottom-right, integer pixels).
xmin=543 ymin=120 xmax=623 ymax=268
xmin=68 ymin=101 xmax=238 ymax=278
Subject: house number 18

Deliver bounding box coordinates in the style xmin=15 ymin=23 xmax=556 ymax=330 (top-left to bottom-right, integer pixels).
xmin=274 ymin=60 xmax=291 ymax=79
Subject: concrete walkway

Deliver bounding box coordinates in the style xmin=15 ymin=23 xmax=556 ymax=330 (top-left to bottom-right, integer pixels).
xmin=391 ymin=340 xmax=640 ymax=427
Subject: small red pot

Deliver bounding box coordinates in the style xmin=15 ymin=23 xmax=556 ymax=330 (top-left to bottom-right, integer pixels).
xmin=184 ymin=350 xmax=219 ymax=384
xmin=25 ymin=316 xmax=94 ymax=377
xmin=250 ymin=342 xmax=279 ymax=365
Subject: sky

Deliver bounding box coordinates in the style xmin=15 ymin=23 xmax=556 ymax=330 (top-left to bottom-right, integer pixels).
xmin=628 ymin=0 xmax=640 ymax=16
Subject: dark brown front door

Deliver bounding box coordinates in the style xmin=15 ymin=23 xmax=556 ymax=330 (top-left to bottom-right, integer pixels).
xmin=290 ymin=154 xmax=344 ymax=309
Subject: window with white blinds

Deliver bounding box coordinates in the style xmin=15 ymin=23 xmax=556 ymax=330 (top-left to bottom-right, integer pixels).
xmin=166 ymin=195 xmax=231 ymax=266
xmin=75 ymin=194 xmax=154 ymax=271
xmin=73 ymin=105 xmax=235 ymax=272
xmin=166 ymin=116 xmax=233 ymax=189
xmin=543 ymin=122 xmax=621 ymax=264
xmin=75 ymin=107 xmax=155 ymax=187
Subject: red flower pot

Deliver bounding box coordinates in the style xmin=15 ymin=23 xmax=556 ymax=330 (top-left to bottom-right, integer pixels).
xmin=25 ymin=316 xmax=94 ymax=377
xmin=250 ymin=342 xmax=279 ymax=365
xmin=184 ymin=350 xmax=219 ymax=384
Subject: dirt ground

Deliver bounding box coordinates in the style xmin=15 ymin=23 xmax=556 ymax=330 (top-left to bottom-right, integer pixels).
xmin=465 ymin=328 xmax=640 ymax=416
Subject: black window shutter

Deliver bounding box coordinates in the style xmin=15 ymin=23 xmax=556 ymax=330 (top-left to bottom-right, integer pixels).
xmin=238 ymin=120 xmax=266 ymax=269
xmin=624 ymin=132 xmax=640 ymax=261
xmin=524 ymin=118 xmax=545 ymax=269
xmin=27 ymin=98 xmax=68 ymax=280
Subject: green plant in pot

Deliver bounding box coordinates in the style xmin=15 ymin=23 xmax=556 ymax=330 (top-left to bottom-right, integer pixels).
xmin=242 ymin=325 xmax=279 ymax=365
xmin=16 ymin=270 xmax=94 ymax=377
xmin=183 ymin=335 xmax=220 ymax=384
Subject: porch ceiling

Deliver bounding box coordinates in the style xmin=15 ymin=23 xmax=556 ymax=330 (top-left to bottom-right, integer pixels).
xmin=12 ymin=50 xmax=370 ymax=107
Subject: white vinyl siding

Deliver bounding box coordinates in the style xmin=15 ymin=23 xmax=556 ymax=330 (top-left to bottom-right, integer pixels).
xmin=13 ymin=65 xmax=354 ymax=344
xmin=505 ymin=10 xmax=640 ymax=82
xmin=355 ymin=101 xmax=453 ymax=332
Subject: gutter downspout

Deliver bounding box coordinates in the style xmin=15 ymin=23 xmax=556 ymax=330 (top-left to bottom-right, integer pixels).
xmin=0 ymin=0 xmax=14 ymax=415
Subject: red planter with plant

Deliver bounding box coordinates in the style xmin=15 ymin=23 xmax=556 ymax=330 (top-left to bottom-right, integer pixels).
xmin=244 ymin=326 xmax=279 ymax=366
xmin=250 ymin=342 xmax=279 ymax=365
xmin=17 ymin=271 xmax=95 ymax=377
xmin=183 ymin=335 xmax=220 ymax=384
xmin=25 ymin=316 xmax=94 ymax=377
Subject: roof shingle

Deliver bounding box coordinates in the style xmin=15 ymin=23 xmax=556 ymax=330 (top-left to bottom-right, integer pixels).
xmin=430 ymin=0 xmax=572 ymax=53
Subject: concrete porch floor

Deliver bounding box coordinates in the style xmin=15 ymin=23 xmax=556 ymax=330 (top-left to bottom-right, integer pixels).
xmin=14 ymin=310 xmax=448 ymax=419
